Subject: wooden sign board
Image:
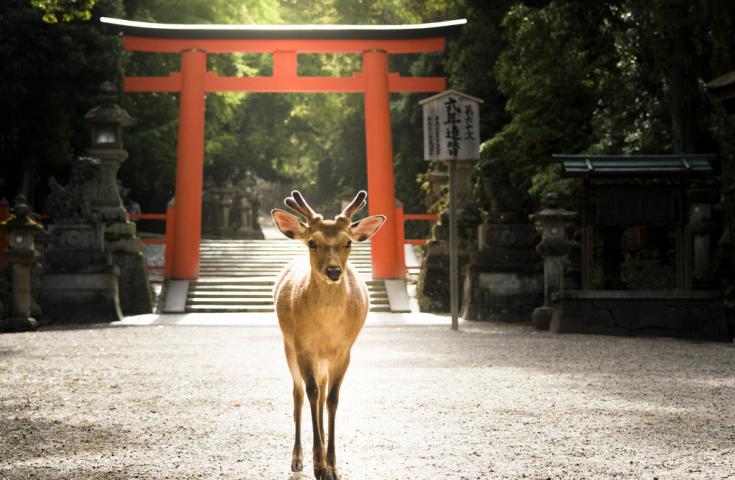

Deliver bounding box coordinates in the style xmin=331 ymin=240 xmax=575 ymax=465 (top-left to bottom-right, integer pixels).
xmin=420 ymin=89 xmax=482 ymax=161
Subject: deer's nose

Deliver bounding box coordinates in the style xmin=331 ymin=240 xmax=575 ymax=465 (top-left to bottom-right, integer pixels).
xmin=325 ymin=266 xmax=342 ymax=281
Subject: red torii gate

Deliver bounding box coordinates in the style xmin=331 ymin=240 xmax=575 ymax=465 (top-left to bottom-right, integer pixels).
xmin=101 ymin=17 xmax=465 ymax=280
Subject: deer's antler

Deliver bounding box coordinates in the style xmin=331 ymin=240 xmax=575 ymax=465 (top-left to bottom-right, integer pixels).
xmin=335 ymin=190 xmax=367 ymax=224
xmin=284 ymin=190 xmax=322 ymax=224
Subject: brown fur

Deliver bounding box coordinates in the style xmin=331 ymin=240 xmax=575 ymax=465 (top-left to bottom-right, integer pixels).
xmin=272 ymin=192 xmax=384 ymax=480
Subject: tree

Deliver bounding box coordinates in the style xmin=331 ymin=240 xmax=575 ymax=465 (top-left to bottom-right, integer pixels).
xmin=0 ymin=0 xmax=123 ymax=206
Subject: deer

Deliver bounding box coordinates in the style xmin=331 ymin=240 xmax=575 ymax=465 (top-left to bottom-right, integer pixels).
xmin=271 ymin=190 xmax=385 ymax=480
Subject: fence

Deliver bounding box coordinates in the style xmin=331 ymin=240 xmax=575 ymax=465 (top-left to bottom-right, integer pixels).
xmin=129 ymin=198 xmax=175 ymax=278
xmin=394 ymin=203 xmax=439 ymax=273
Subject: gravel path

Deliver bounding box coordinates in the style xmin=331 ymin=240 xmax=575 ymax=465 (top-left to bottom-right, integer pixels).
xmin=1 ymin=322 xmax=734 ymax=479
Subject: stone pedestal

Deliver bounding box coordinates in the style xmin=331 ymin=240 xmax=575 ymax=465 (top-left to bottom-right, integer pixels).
xmin=460 ymin=157 xmax=543 ymax=322
xmin=41 ymin=223 xmax=122 ymax=324
xmin=41 ymin=156 xmax=126 ymax=324
xmin=462 ymin=222 xmax=542 ymax=322
xmin=551 ymin=290 xmax=730 ymax=341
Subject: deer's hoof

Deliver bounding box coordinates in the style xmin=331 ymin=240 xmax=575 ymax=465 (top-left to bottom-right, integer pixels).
xmin=291 ymin=457 xmax=303 ymax=472
xmin=314 ymin=467 xmax=339 ymax=480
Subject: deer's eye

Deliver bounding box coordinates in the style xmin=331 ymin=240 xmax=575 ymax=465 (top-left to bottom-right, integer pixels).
xmin=345 ymin=241 xmax=352 ymax=249
xmin=308 ymin=240 xmax=317 ymax=250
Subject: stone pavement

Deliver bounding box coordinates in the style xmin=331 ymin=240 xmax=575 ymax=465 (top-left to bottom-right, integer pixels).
xmin=0 ymin=316 xmax=734 ymax=479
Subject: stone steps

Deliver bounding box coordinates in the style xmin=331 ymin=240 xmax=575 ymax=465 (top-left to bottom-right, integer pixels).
xmin=183 ymin=239 xmax=390 ymax=313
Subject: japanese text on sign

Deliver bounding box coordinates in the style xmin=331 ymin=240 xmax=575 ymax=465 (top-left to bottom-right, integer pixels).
xmin=421 ymin=90 xmax=482 ymax=161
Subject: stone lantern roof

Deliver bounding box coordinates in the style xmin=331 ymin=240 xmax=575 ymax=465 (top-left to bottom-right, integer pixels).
xmin=529 ymin=193 xmax=577 ymax=223
xmin=83 ymin=81 xmax=134 ymax=127
xmin=0 ymin=196 xmax=44 ymax=233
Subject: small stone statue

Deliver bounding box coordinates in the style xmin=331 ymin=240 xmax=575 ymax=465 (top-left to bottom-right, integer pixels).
xmin=45 ymin=156 xmax=101 ymax=224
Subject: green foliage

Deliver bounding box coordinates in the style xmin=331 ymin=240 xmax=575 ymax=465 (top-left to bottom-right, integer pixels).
xmin=484 ymin=0 xmax=735 ymax=205
xmin=8 ymin=0 xmax=735 ymax=227
xmin=30 ymin=0 xmax=96 ymax=23
xmin=0 ymin=0 xmax=124 ymax=205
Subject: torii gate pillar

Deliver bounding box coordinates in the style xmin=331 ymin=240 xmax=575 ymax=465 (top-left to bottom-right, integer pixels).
xmin=173 ymin=49 xmax=207 ymax=279
xmin=363 ymin=50 xmax=401 ymax=278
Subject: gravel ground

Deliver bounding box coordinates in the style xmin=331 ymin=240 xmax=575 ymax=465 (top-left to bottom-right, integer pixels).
xmin=1 ymin=322 xmax=734 ymax=479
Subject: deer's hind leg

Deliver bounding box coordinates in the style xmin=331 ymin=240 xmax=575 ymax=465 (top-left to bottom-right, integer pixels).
xmin=285 ymin=343 xmax=304 ymax=472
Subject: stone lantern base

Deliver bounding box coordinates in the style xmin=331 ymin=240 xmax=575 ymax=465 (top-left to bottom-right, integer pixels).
xmin=40 ymin=223 xmax=123 ymax=324
xmin=0 ymin=317 xmax=39 ymax=332
xmin=105 ymin=221 xmax=153 ymax=316
xmin=461 ymin=223 xmax=543 ymax=322
xmin=41 ymin=272 xmax=123 ymax=324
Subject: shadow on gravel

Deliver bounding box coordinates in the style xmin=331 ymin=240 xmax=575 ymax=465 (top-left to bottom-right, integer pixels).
xmin=0 ymin=467 xmax=135 ymax=480
xmin=36 ymin=322 xmax=124 ymax=332
xmin=0 ymin=416 xmax=129 ymax=463
xmin=0 ymin=347 xmax=19 ymax=358
xmin=362 ymin=324 xmax=735 ymax=410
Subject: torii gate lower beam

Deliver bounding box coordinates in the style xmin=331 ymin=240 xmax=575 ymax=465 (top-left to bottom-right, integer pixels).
xmin=102 ymin=17 xmax=465 ymax=280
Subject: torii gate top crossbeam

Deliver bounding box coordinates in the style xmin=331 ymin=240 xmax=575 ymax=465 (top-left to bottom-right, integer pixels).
xmin=100 ymin=17 xmax=466 ymax=41
xmin=101 ymin=17 xmax=465 ymax=54
xmin=102 ymin=17 xmax=464 ymax=93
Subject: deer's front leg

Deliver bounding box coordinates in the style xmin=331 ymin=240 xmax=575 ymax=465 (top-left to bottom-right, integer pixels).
xmin=291 ymin=382 xmax=304 ymax=471
xmin=285 ymin=345 xmax=304 ymax=472
xmin=325 ymin=353 xmax=349 ymax=479
xmin=302 ymin=365 xmax=330 ymax=480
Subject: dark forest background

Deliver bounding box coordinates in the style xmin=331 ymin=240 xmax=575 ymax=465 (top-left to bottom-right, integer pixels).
xmin=2 ymin=0 xmax=735 ymax=216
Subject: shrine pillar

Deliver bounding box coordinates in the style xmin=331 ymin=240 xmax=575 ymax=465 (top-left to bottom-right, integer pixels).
xmin=173 ymin=49 xmax=206 ymax=279
xmin=363 ymin=50 xmax=403 ymax=279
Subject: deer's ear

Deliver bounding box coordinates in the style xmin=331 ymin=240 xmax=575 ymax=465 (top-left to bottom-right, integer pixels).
xmin=272 ymin=209 xmax=306 ymax=240
xmin=350 ymin=215 xmax=385 ymax=242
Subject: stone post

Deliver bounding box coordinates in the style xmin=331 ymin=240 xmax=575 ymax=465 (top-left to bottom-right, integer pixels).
xmin=686 ymin=180 xmax=720 ymax=289
xmin=221 ymin=179 xmax=234 ymax=235
xmin=530 ymin=193 xmax=576 ymax=330
xmin=0 ymin=196 xmax=45 ymax=331
xmin=84 ymin=82 xmax=152 ymax=315
xmin=234 ymin=175 xmax=264 ymax=239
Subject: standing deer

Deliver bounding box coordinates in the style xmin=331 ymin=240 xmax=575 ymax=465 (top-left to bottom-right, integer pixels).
xmin=272 ymin=190 xmax=385 ymax=480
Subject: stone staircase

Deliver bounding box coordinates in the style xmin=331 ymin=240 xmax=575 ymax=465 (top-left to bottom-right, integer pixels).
xmin=183 ymin=239 xmax=391 ymax=313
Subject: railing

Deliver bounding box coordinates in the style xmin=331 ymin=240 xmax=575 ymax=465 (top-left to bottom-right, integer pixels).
xmin=129 ymin=198 xmax=176 ymax=277
xmin=394 ymin=203 xmax=439 ymax=273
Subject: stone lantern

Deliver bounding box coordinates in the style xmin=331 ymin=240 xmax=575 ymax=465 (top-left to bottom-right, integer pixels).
xmin=529 ymin=192 xmax=576 ymax=329
xmin=84 ymin=81 xmax=134 ymax=223
xmin=83 ymin=81 xmax=152 ymax=316
xmin=0 ymin=195 xmax=44 ymax=331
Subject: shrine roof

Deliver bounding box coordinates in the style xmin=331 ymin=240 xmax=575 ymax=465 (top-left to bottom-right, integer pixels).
xmin=100 ymin=17 xmax=466 ymax=40
xmin=556 ymin=154 xmax=717 ymax=178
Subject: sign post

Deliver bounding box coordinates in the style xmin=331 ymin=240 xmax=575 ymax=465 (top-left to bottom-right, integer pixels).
xmin=420 ymin=90 xmax=482 ymax=330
